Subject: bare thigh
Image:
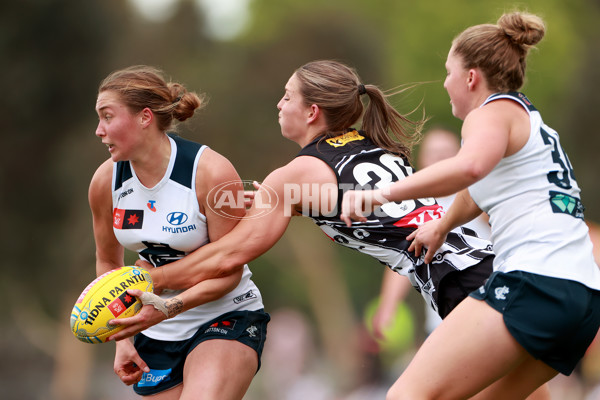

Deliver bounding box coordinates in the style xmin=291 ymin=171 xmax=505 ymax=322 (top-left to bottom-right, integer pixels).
xmin=179 ymin=339 xmax=258 ymax=400
xmin=387 ymin=297 xmax=546 ymax=400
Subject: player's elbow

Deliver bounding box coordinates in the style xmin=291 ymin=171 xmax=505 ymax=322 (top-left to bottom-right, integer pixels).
xmin=216 ymin=255 xmax=245 ymax=278
xmin=461 ymin=159 xmax=488 ymax=184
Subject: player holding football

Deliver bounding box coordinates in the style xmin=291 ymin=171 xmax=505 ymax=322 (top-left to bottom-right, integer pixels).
xmin=89 ymin=65 xmax=269 ymax=399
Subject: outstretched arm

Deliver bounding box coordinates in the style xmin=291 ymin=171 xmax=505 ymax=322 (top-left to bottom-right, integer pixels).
xmin=107 ymin=156 xmax=337 ymax=340
xmin=149 ymin=155 xmax=337 ymax=291
xmin=150 ymin=165 xmax=295 ymax=292
xmin=340 ymin=103 xmax=511 ymax=226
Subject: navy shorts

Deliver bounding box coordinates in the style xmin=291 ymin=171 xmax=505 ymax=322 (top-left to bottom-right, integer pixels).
xmin=470 ymin=270 xmax=600 ymax=375
xmin=133 ymin=309 xmax=270 ymax=396
xmin=437 ymin=255 xmax=493 ymax=318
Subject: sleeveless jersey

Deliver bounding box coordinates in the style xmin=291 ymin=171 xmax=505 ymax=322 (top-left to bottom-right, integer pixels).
xmin=297 ymin=130 xmax=494 ymax=312
xmin=112 ymin=134 xmax=264 ymax=341
xmin=468 ymin=92 xmax=600 ymax=290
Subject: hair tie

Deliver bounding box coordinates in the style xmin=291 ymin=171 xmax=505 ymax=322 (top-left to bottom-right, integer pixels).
xmin=172 ymin=96 xmax=182 ymax=104
xmin=357 ymin=84 xmax=366 ymax=96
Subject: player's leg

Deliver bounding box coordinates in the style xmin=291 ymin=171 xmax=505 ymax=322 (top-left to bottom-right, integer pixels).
xmin=180 ymin=339 xmax=258 ymax=400
xmin=141 ymin=385 xmax=182 ymax=399
xmin=179 ymin=309 xmax=269 ymax=400
xmin=470 ymin=357 xmax=557 ymax=399
xmin=386 ymin=296 xmax=531 ymax=400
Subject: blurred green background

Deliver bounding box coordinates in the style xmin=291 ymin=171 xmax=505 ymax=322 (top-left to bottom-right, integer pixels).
xmin=2 ymin=0 xmax=599 ymax=399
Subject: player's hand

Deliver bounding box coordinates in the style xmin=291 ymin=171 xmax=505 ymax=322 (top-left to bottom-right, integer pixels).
xmin=407 ymin=219 xmax=447 ymax=264
xmin=107 ymin=290 xmax=168 ymax=341
xmin=371 ymin=303 xmax=395 ymax=341
xmin=114 ymin=339 xmax=149 ymax=386
xmin=340 ymin=189 xmax=385 ymax=227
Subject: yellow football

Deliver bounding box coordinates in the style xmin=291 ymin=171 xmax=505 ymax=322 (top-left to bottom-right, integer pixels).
xmin=70 ymin=266 xmax=153 ymax=343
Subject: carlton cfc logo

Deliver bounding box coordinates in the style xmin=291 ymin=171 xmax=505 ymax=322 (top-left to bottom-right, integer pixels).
xmin=166 ymin=212 xmax=188 ymax=226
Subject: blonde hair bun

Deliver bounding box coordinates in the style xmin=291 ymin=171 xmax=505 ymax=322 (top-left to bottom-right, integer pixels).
xmin=498 ymin=12 xmax=545 ymax=47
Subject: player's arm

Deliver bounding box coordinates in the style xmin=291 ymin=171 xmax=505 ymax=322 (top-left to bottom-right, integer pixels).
xmin=169 ymin=148 xmax=247 ymax=298
xmin=89 ymin=159 xmax=125 ymax=276
xmin=147 ymin=149 xmax=248 ymax=307
xmin=371 ymin=269 xmax=413 ymax=340
xmin=150 ymin=166 xmax=293 ymax=291
xmin=88 ymin=160 xmax=150 ymax=382
xmin=407 ymin=189 xmax=483 ymax=263
xmin=341 ymin=104 xmax=511 ymax=226
xmin=150 ymin=155 xmax=333 ymax=291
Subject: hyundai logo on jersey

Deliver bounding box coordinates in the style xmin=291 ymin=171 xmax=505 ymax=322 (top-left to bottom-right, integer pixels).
xmin=166 ymin=212 xmax=188 ymax=226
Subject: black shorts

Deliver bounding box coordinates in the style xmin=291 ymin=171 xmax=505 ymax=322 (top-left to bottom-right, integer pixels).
xmin=470 ymin=270 xmax=600 ymax=375
xmin=133 ymin=309 xmax=270 ymax=396
xmin=436 ymin=255 xmax=493 ymax=318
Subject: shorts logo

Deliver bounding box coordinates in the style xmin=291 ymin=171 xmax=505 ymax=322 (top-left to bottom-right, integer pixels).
xmin=494 ymin=286 xmax=510 ymax=300
xmin=246 ymin=325 xmax=258 ymax=337
xmin=137 ymin=368 xmax=172 ymax=387
xmin=205 ymin=319 xmax=236 ymax=335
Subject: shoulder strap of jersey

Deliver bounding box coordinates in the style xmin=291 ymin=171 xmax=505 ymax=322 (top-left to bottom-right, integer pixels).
xmin=485 ymin=91 xmax=538 ymax=113
xmin=168 ymin=133 xmax=204 ymax=189
xmin=114 ymin=161 xmax=132 ymax=191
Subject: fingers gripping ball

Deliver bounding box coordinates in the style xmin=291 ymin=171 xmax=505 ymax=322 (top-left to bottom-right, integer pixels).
xmin=70 ymin=266 xmax=153 ymax=343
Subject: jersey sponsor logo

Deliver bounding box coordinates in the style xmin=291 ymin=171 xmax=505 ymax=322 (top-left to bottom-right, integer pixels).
xmin=161 ymin=224 xmax=197 ymax=234
xmin=147 ymin=200 xmax=157 ymax=212
xmin=166 ymin=212 xmax=188 ymax=226
xmin=137 ymin=368 xmax=172 ymax=387
xmin=233 ymin=289 xmax=257 ymax=304
xmin=393 ymin=205 xmax=444 ymax=228
xmin=113 ymin=208 xmax=144 ymax=229
xmin=549 ymin=191 xmax=584 ymax=219
xmin=325 ymin=130 xmax=365 ymax=147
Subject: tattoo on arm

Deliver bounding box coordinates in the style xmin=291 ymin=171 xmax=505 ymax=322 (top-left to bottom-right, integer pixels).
xmin=165 ymin=297 xmax=184 ymax=319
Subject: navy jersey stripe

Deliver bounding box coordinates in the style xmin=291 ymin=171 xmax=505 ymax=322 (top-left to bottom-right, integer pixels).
xmin=169 ymin=134 xmax=203 ymax=189
xmin=114 ymin=161 xmax=133 ymax=191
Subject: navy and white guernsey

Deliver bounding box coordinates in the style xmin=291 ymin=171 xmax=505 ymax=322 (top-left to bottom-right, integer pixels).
xmin=112 ymin=134 xmax=264 ymax=341
xmin=469 ymin=92 xmax=600 ymax=290
xmin=297 ymin=130 xmax=494 ymax=312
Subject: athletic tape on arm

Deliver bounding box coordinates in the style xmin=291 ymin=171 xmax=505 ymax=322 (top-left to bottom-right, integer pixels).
xmin=139 ymin=291 xmax=169 ymax=317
